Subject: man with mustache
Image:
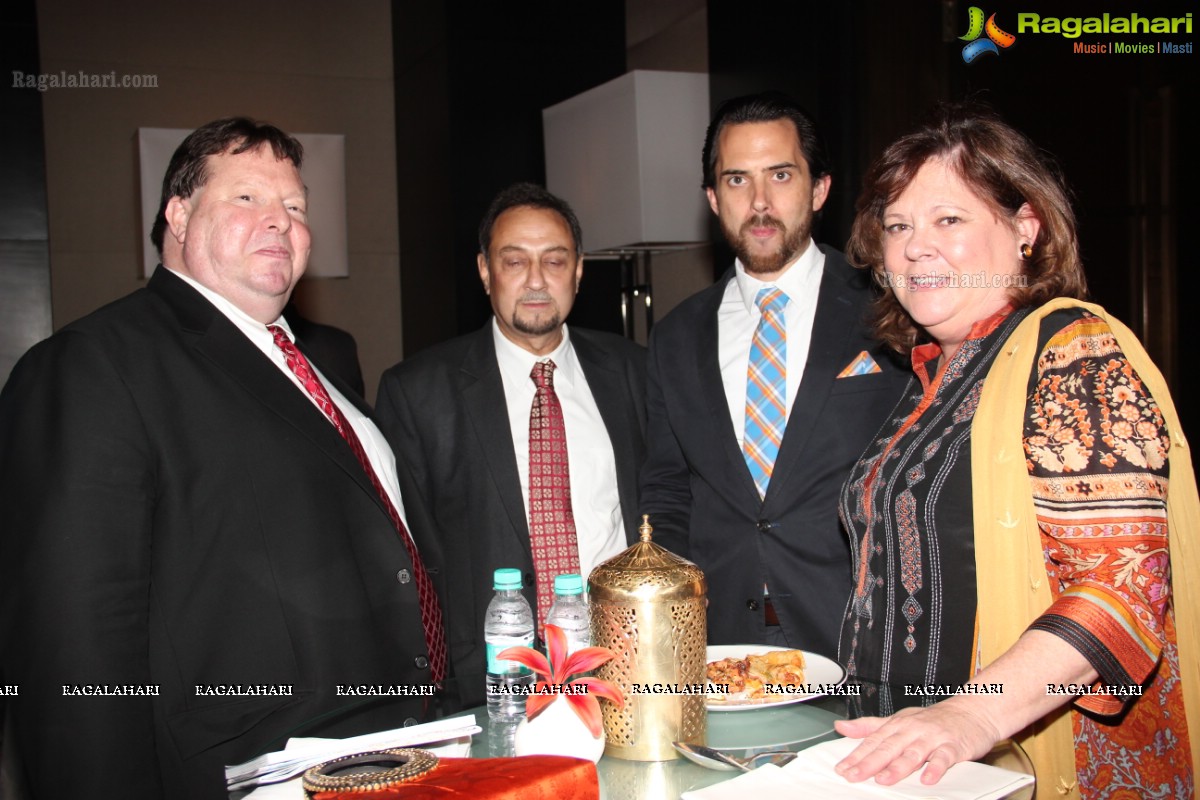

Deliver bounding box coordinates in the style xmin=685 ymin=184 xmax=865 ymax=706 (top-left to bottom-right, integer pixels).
xmin=0 ymin=118 xmax=441 ymax=798
xmin=640 ymin=93 xmax=908 ymax=656
xmin=375 ymin=183 xmax=646 ymax=709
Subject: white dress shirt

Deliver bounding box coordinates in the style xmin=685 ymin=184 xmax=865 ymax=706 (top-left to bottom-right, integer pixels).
xmin=165 ymin=266 xmax=411 ymax=532
xmin=717 ymin=240 xmax=825 ymax=447
xmin=492 ymin=320 xmax=626 ymax=580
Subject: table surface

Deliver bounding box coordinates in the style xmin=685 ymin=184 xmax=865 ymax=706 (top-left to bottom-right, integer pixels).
xmin=227 ymin=687 xmax=1033 ymax=799
xmin=473 ymin=693 xmax=844 ymax=798
xmin=467 ymin=685 xmax=1035 ymax=800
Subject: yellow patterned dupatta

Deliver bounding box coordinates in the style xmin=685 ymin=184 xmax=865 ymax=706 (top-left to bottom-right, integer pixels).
xmin=972 ymin=298 xmax=1199 ymax=800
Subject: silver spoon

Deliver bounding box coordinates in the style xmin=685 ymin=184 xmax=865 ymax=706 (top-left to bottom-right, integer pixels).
xmin=672 ymin=741 xmax=799 ymax=772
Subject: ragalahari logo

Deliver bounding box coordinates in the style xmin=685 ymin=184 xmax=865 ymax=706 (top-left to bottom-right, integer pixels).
xmin=960 ymin=7 xmax=1017 ymax=63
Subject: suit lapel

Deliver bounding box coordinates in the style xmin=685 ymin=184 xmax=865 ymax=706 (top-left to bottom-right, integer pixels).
xmin=699 ymin=273 xmax=764 ymax=508
xmin=148 ymin=269 xmax=383 ymax=514
xmin=460 ymin=325 xmax=532 ymax=560
xmin=572 ymin=329 xmax=641 ymax=544
xmin=764 ymin=248 xmax=860 ymax=508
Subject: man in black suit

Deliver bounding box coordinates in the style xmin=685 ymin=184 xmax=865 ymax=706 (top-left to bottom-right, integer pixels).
xmin=0 ymin=118 xmax=442 ymax=799
xmin=376 ymin=184 xmax=645 ymax=709
xmin=640 ymin=93 xmax=908 ymax=658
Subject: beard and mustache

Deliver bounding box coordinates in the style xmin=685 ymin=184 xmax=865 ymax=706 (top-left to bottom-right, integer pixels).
xmin=511 ymin=290 xmax=562 ymax=336
xmin=723 ymin=212 xmax=811 ymax=275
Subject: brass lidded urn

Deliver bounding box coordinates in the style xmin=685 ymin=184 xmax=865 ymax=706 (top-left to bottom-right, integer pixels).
xmin=588 ymin=516 xmax=707 ymax=761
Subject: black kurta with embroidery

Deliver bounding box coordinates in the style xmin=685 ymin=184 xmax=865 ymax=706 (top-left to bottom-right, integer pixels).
xmin=837 ymin=308 xmax=1034 ymax=698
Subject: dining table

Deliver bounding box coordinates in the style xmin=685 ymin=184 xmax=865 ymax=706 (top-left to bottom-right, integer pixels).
xmin=464 ymin=677 xmax=1036 ymax=800
xmin=229 ymin=678 xmax=1035 ymax=799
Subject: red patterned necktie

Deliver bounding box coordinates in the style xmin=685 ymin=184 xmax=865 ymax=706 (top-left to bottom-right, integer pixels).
xmin=528 ymin=360 xmax=581 ymax=631
xmin=268 ymin=325 xmax=447 ymax=684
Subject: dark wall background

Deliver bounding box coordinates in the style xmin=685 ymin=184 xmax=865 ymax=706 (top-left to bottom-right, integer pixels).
xmin=394 ymin=0 xmax=627 ymax=357
xmin=0 ymin=0 xmax=52 ymax=385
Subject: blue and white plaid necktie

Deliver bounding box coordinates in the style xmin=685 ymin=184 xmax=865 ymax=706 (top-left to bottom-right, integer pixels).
xmin=744 ymin=287 xmax=789 ymax=498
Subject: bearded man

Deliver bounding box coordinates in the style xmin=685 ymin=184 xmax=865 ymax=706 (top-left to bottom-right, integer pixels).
xmin=374 ymin=183 xmax=646 ymax=709
xmin=639 ymin=93 xmax=908 ymax=656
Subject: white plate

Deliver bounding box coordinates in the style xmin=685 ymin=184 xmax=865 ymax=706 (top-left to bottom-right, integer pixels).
xmin=705 ymin=645 xmax=847 ymax=711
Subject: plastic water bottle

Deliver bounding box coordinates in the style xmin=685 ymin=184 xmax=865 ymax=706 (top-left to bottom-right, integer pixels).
xmin=484 ymin=568 xmax=535 ymax=721
xmin=545 ymin=573 xmax=590 ymax=659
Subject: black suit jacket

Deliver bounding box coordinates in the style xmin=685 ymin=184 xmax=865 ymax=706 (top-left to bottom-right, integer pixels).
xmin=640 ymin=246 xmax=908 ymax=657
xmin=0 ymin=269 xmax=432 ymax=800
xmin=375 ymin=323 xmax=646 ymax=708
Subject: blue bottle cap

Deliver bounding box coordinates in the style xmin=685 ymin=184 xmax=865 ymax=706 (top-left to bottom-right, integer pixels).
xmin=493 ymin=568 xmax=523 ymax=590
xmin=553 ymin=573 xmax=584 ymax=595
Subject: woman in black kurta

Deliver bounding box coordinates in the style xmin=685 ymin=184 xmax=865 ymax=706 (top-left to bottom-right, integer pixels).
xmin=839 ymin=308 xmax=1031 ymax=693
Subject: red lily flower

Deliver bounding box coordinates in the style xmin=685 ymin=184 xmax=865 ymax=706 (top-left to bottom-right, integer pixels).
xmin=498 ymin=624 xmax=625 ymax=737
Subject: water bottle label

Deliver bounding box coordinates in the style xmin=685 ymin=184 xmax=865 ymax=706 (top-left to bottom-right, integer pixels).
xmin=486 ymin=635 xmax=534 ymax=675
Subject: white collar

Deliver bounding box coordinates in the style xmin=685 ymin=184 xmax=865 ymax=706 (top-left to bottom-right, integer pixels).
xmin=163 ymin=265 xmax=292 ymax=341
xmin=732 ymin=239 xmax=824 ymax=314
xmin=490 ymin=319 xmax=579 ymax=390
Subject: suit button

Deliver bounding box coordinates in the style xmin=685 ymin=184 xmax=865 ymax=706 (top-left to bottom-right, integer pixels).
xmin=396 ymin=569 xmax=411 ymax=584
xmin=746 ymin=599 xmax=760 ymax=611
xmin=757 ymin=519 xmax=771 ymax=533
xmin=524 ymin=572 xmax=535 ymax=587
xmin=414 ymin=655 xmax=429 ymax=669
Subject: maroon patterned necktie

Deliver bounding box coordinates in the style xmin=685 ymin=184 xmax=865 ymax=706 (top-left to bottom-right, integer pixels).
xmin=528 ymin=360 xmax=581 ymax=631
xmin=269 ymin=325 xmax=447 ymax=684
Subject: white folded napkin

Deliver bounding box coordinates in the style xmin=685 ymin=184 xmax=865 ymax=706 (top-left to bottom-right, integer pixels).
xmin=681 ymin=737 xmax=1034 ymax=800
xmin=226 ymin=714 xmax=479 ymax=794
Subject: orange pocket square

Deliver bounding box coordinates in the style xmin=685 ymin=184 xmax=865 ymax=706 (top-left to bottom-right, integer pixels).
xmin=837 ymin=350 xmax=882 ymax=378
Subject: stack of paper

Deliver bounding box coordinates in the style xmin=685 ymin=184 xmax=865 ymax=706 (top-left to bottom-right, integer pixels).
xmin=225 ymin=715 xmax=481 ymax=793
xmin=682 ymin=737 xmax=1034 ymax=800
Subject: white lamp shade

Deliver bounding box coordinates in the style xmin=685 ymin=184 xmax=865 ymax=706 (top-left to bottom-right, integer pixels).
xmin=543 ymin=71 xmax=710 ymax=252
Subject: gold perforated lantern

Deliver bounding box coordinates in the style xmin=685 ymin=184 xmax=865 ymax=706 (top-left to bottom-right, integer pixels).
xmin=588 ymin=516 xmax=707 ymax=761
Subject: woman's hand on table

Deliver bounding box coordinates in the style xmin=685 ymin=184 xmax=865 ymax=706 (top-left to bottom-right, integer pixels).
xmin=832 ymin=699 xmax=1000 ymax=785
xmin=832 ymin=630 xmax=1099 ymax=786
